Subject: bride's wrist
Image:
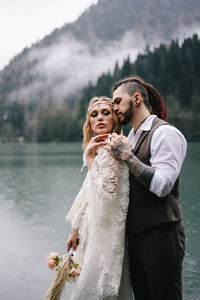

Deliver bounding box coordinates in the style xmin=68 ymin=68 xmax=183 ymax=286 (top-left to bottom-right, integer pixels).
xmin=71 ymin=228 xmax=78 ymax=235
xmin=85 ymin=153 xmax=95 ymax=168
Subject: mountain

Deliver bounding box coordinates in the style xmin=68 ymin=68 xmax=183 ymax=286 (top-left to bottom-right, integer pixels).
xmin=74 ymin=34 xmax=200 ymax=142
xmin=1 ymin=34 xmax=200 ymax=142
xmin=0 ymin=0 xmax=200 ymax=115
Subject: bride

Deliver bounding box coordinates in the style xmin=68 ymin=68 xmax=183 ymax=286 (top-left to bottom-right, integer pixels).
xmin=66 ymin=96 xmax=133 ymax=300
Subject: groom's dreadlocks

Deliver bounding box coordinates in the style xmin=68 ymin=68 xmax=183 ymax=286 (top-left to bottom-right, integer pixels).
xmin=113 ymin=76 xmax=168 ymax=121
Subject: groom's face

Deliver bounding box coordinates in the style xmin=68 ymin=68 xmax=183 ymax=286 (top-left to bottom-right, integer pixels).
xmin=113 ymin=86 xmax=133 ymax=125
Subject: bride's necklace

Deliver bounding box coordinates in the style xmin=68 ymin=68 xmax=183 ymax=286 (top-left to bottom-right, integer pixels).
xmin=134 ymin=114 xmax=150 ymax=134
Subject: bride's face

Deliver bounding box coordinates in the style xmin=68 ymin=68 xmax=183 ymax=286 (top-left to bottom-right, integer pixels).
xmin=89 ymin=103 xmax=113 ymax=135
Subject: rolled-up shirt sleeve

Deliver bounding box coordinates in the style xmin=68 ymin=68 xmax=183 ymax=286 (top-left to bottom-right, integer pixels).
xmin=150 ymin=125 xmax=187 ymax=197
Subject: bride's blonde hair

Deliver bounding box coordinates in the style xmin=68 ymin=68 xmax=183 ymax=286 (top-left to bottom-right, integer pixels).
xmin=82 ymin=96 xmax=121 ymax=150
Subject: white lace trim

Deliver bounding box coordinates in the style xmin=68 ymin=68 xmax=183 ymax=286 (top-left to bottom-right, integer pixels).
xmin=66 ymin=147 xmax=129 ymax=298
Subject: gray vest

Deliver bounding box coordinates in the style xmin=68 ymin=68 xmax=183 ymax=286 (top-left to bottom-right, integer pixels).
xmin=127 ymin=117 xmax=182 ymax=235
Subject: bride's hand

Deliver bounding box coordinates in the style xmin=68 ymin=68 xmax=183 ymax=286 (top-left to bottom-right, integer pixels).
xmin=66 ymin=228 xmax=79 ymax=252
xmin=85 ymin=134 xmax=109 ymax=168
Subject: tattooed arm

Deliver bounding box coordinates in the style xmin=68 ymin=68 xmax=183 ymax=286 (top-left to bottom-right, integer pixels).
xmin=105 ymin=133 xmax=155 ymax=190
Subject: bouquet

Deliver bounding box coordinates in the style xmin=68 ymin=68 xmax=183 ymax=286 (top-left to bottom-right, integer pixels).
xmin=45 ymin=248 xmax=82 ymax=300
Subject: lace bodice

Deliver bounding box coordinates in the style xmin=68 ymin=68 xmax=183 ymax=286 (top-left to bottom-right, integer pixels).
xmin=66 ymin=148 xmax=129 ymax=298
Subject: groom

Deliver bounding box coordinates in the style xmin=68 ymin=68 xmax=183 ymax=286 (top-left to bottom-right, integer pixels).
xmin=105 ymin=76 xmax=187 ymax=300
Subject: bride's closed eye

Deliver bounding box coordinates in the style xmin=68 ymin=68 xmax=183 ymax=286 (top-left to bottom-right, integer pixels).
xmin=90 ymin=110 xmax=111 ymax=118
xmin=102 ymin=110 xmax=111 ymax=116
xmin=90 ymin=112 xmax=98 ymax=117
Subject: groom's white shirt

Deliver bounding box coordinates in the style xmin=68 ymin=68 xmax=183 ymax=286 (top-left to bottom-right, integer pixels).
xmin=127 ymin=115 xmax=187 ymax=197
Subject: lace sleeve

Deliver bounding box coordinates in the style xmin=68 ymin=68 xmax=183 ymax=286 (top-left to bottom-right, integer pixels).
xmin=65 ymin=173 xmax=88 ymax=229
xmin=89 ymin=148 xmax=121 ymax=202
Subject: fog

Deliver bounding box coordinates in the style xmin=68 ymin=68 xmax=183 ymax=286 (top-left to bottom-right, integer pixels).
xmin=6 ymin=24 xmax=200 ymax=106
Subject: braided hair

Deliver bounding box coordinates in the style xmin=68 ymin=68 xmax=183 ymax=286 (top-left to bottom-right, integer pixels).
xmin=113 ymin=76 xmax=168 ymax=121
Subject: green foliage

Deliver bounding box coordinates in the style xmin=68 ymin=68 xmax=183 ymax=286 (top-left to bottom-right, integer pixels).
xmin=121 ymin=56 xmax=133 ymax=78
xmin=134 ymin=35 xmax=200 ymax=108
xmin=77 ymin=34 xmax=200 ymax=141
xmin=36 ymin=107 xmax=81 ymax=142
xmin=1 ymin=34 xmax=200 ymax=142
xmin=0 ymin=102 xmax=25 ymax=141
xmin=6 ymin=102 xmax=25 ymax=134
xmin=0 ymin=0 xmax=199 ymax=123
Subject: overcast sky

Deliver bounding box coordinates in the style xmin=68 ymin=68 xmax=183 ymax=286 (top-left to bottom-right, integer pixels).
xmin=0 ymin=0 xmax=98 ymax=70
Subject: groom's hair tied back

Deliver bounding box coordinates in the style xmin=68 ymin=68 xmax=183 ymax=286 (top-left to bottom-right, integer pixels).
xmin=113 ymin=76 xmax=168 ymax=121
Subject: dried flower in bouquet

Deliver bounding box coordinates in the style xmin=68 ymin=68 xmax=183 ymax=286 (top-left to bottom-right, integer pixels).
xmin=45 ymin=248 xmax=81 ymax=300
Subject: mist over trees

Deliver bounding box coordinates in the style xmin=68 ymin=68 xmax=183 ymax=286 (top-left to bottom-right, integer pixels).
xmin=0 ymin=0 xmax=200 ymax=113
xmin=0 ymin=34 xmax=199 ymax=142
xmin=76 ymin=34 xmax=200 ymax=141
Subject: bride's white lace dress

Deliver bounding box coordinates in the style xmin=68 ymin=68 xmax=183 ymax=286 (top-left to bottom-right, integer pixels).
xmin=66 ymin=148 xmax=133 ymax=300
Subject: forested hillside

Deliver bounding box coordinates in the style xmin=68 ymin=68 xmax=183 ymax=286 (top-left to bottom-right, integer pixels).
xmin=0 ymin=0 xmax=199 ymax=117
xmin=45 ymin=0 xmax=200 ymax=44
xmin=75 ymin=34 xmax=200 ymax=142
xmin=1 ymin=34 xmax=199 ymax=142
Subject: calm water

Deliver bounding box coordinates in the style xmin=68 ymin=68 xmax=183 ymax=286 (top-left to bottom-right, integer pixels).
xmin=0 ymin=143 xmax=199 ymax=300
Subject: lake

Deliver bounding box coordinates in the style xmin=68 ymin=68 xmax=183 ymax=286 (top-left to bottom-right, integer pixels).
xmin=0 ymin=142 xmax=199 ymax=300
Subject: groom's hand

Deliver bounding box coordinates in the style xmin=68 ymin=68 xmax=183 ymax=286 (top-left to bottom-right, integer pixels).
xmin=104 ymin=133 xmax=132 ymax=160
xmin=105 ymin=133 xmax=155 ymax=190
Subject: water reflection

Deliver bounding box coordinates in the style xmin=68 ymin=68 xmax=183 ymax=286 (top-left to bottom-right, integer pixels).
xmin=180 ymin=143 xmax=200 ymax=300
xmin=0 ymin=143 xmax=86 ymax=300
xmin=0 ymin=143 xmax=199 ymax=300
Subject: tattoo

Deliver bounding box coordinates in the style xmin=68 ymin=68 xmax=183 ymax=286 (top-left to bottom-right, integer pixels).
xmin=126 ymin=154 xmax=155 ymax=189
xmin=111 ymin=140 xmax=155 ymax=189
xmin=111 ymin=140 xmax=132 ymax=159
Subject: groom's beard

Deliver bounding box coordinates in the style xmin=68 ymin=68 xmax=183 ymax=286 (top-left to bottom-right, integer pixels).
xmin=119 ymin=101 xmax=133 ymax=126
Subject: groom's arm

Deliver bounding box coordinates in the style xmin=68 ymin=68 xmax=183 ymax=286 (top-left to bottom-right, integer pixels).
xmin=105 ymin=134 xmax=155 ymax=190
